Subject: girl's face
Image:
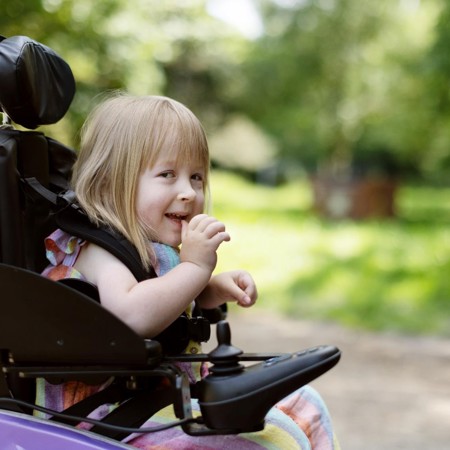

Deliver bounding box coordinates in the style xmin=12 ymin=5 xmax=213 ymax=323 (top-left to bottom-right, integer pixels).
xmin=136 ymin=155 xmax=206 ymax=247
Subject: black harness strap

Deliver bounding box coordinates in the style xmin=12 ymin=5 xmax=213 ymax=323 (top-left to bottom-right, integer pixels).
xmin=88 ymin=386 xmax=174 ymax=440
xmin=49 ymin=377 xmax=173 ymax=441
xmin=56 ymin=205 xmax=155 ymax=281
xmin=49 ymin=382 xmax=130 ymax=426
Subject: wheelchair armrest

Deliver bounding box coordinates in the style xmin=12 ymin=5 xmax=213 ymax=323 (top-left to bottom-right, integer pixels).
xmin=0 ymin=264 xmax=161 ymax=366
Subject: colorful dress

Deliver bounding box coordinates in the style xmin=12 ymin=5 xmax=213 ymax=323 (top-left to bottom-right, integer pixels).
xmin=38 ymin=229 xmax=340 ymax=449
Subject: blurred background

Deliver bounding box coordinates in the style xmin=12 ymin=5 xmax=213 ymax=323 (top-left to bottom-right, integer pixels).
xmin=1 ymin=0 xmax=449 ymax=448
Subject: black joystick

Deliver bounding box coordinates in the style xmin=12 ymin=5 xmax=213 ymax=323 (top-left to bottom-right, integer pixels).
xmin=207 ymin=321 xmax=244 ymax=375
xmin=193 ymin=334 xmax=341 ymax=434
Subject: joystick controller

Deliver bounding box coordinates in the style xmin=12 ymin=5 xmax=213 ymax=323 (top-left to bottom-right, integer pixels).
xmin=190 ymin=321 xmax=341 ymax=435
xmin=207 ymin=321 xmax=244 ymax=375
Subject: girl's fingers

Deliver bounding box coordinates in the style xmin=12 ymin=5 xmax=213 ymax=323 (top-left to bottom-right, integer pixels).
xmin=238 ymin=272 xmax=258 ymax=305
xmin=188 ymin=215 xmax=219 ymax=233
xmin=187 ymin=214 xmax=209 ymax=229
xmin=211 ymin=231 xmax=231 ymax=245
xmin=188 ymin=215 xmax=227 ymax=238
xmin=203 ymin=220 xmax=227 ymax=238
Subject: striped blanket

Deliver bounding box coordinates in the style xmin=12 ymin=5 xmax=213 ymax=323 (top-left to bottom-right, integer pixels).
xmin=123 ymin=386 xmax=340 ymax=449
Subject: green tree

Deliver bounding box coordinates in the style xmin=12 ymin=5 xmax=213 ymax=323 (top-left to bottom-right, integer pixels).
xmin=0 ymin=0 xmax=243 ymax=144
xmin=233 ymin=0 xmax=441 ymax=180
xmin=419 ymin=0 xmax=450 ymax=181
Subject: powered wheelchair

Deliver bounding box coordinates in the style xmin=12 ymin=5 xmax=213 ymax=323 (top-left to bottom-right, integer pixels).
xmin=0 ymin=35 xmax=341 ymax=449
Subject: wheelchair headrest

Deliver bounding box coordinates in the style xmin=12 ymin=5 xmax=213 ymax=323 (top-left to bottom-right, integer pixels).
xmin=0 ymin=35 xmax=75 ymax=129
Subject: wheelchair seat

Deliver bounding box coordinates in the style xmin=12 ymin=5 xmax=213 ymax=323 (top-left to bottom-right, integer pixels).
xmin=0 ymin=34 xmax=341 ymax=447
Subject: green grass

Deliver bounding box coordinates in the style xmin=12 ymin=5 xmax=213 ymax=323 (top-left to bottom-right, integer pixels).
xmin=210 ymin=171 xmax=450 ymax=336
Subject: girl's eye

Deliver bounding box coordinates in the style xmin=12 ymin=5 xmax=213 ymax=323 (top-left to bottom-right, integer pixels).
xmin=192 ymin=173 xmax=204 ymax=182
xmin=159 ymin=171 xmax=175 ymax=179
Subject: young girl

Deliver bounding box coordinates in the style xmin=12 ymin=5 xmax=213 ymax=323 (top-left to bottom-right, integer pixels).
xmin=40 ymin=93 xmax=340 ymax=449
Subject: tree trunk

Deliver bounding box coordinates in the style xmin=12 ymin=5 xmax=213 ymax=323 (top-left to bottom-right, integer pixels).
xmin=311 ymin=175 xmax=398 ymax=219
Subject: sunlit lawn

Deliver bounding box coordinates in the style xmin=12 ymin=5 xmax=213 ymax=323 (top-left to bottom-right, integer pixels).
xmin=210 ymin=170 xmax=450 ymax=337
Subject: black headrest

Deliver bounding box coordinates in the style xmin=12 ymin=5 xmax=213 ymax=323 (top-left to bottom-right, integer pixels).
xmin=0 ymin=35 xmax=75 ymax=129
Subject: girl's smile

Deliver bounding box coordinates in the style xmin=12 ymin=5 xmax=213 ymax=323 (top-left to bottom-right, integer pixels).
xmin=165 ymin=212 xmax=189 ymax=224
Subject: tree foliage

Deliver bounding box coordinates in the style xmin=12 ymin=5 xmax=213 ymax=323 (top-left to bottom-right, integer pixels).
xmin=0 ymin=0 xmax=238 ymax=142
xmin=233 ymin=0 xmax=444 ymax=179
xmin=1 ymin=0 xmax=450 ymax=181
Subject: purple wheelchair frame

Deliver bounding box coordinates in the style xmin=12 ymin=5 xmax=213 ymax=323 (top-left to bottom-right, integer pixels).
xmin=0 ymin=410 xmax=132 ymax=449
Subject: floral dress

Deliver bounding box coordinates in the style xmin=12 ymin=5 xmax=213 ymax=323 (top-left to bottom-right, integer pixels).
xmin=38 ymin=229 xmax=340 ymax=450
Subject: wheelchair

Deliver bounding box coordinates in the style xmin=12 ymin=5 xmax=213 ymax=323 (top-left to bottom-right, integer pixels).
xmin=0 ymin=35 xmax=341 ymax=449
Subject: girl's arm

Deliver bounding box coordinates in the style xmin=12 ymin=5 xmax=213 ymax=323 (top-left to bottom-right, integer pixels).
xmin=74 ymin=214 xmax=230 ymax=337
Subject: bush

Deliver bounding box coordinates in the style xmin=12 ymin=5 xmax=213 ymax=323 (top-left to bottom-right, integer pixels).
xmin=212 ymin=171 xmax=450 ymax=336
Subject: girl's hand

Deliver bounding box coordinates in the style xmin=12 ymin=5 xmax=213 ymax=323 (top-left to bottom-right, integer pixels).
xmin=180 ymin=214 xmax=230 ymax=274
xmin=198 ymin=270 xmax=258 ymax=309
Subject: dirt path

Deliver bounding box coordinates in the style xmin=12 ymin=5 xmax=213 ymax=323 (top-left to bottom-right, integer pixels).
xmin=205 ymin=309 xmax=450 ymax=450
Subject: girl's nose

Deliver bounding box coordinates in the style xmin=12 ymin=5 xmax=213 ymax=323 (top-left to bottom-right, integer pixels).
xmin=177 ymin=183 xmax=196 ymax=202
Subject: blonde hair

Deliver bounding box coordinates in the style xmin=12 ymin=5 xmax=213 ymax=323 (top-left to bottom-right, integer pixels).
xmin=72 ymin=93 xmax=210 ymax=270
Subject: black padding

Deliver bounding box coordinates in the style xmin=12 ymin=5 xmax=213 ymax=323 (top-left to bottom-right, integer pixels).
xmin=0 ymin=264 xmax=162 ymax=366
xmin=0 ymin=133 xmax=24 ymax=268
xmin=58 ymin=278 xmax=101 ymax=303
xmin=0 ymin=36 xmax=75 ymax=129
xmin=0 ymin=128 xmax=77 ymax=272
